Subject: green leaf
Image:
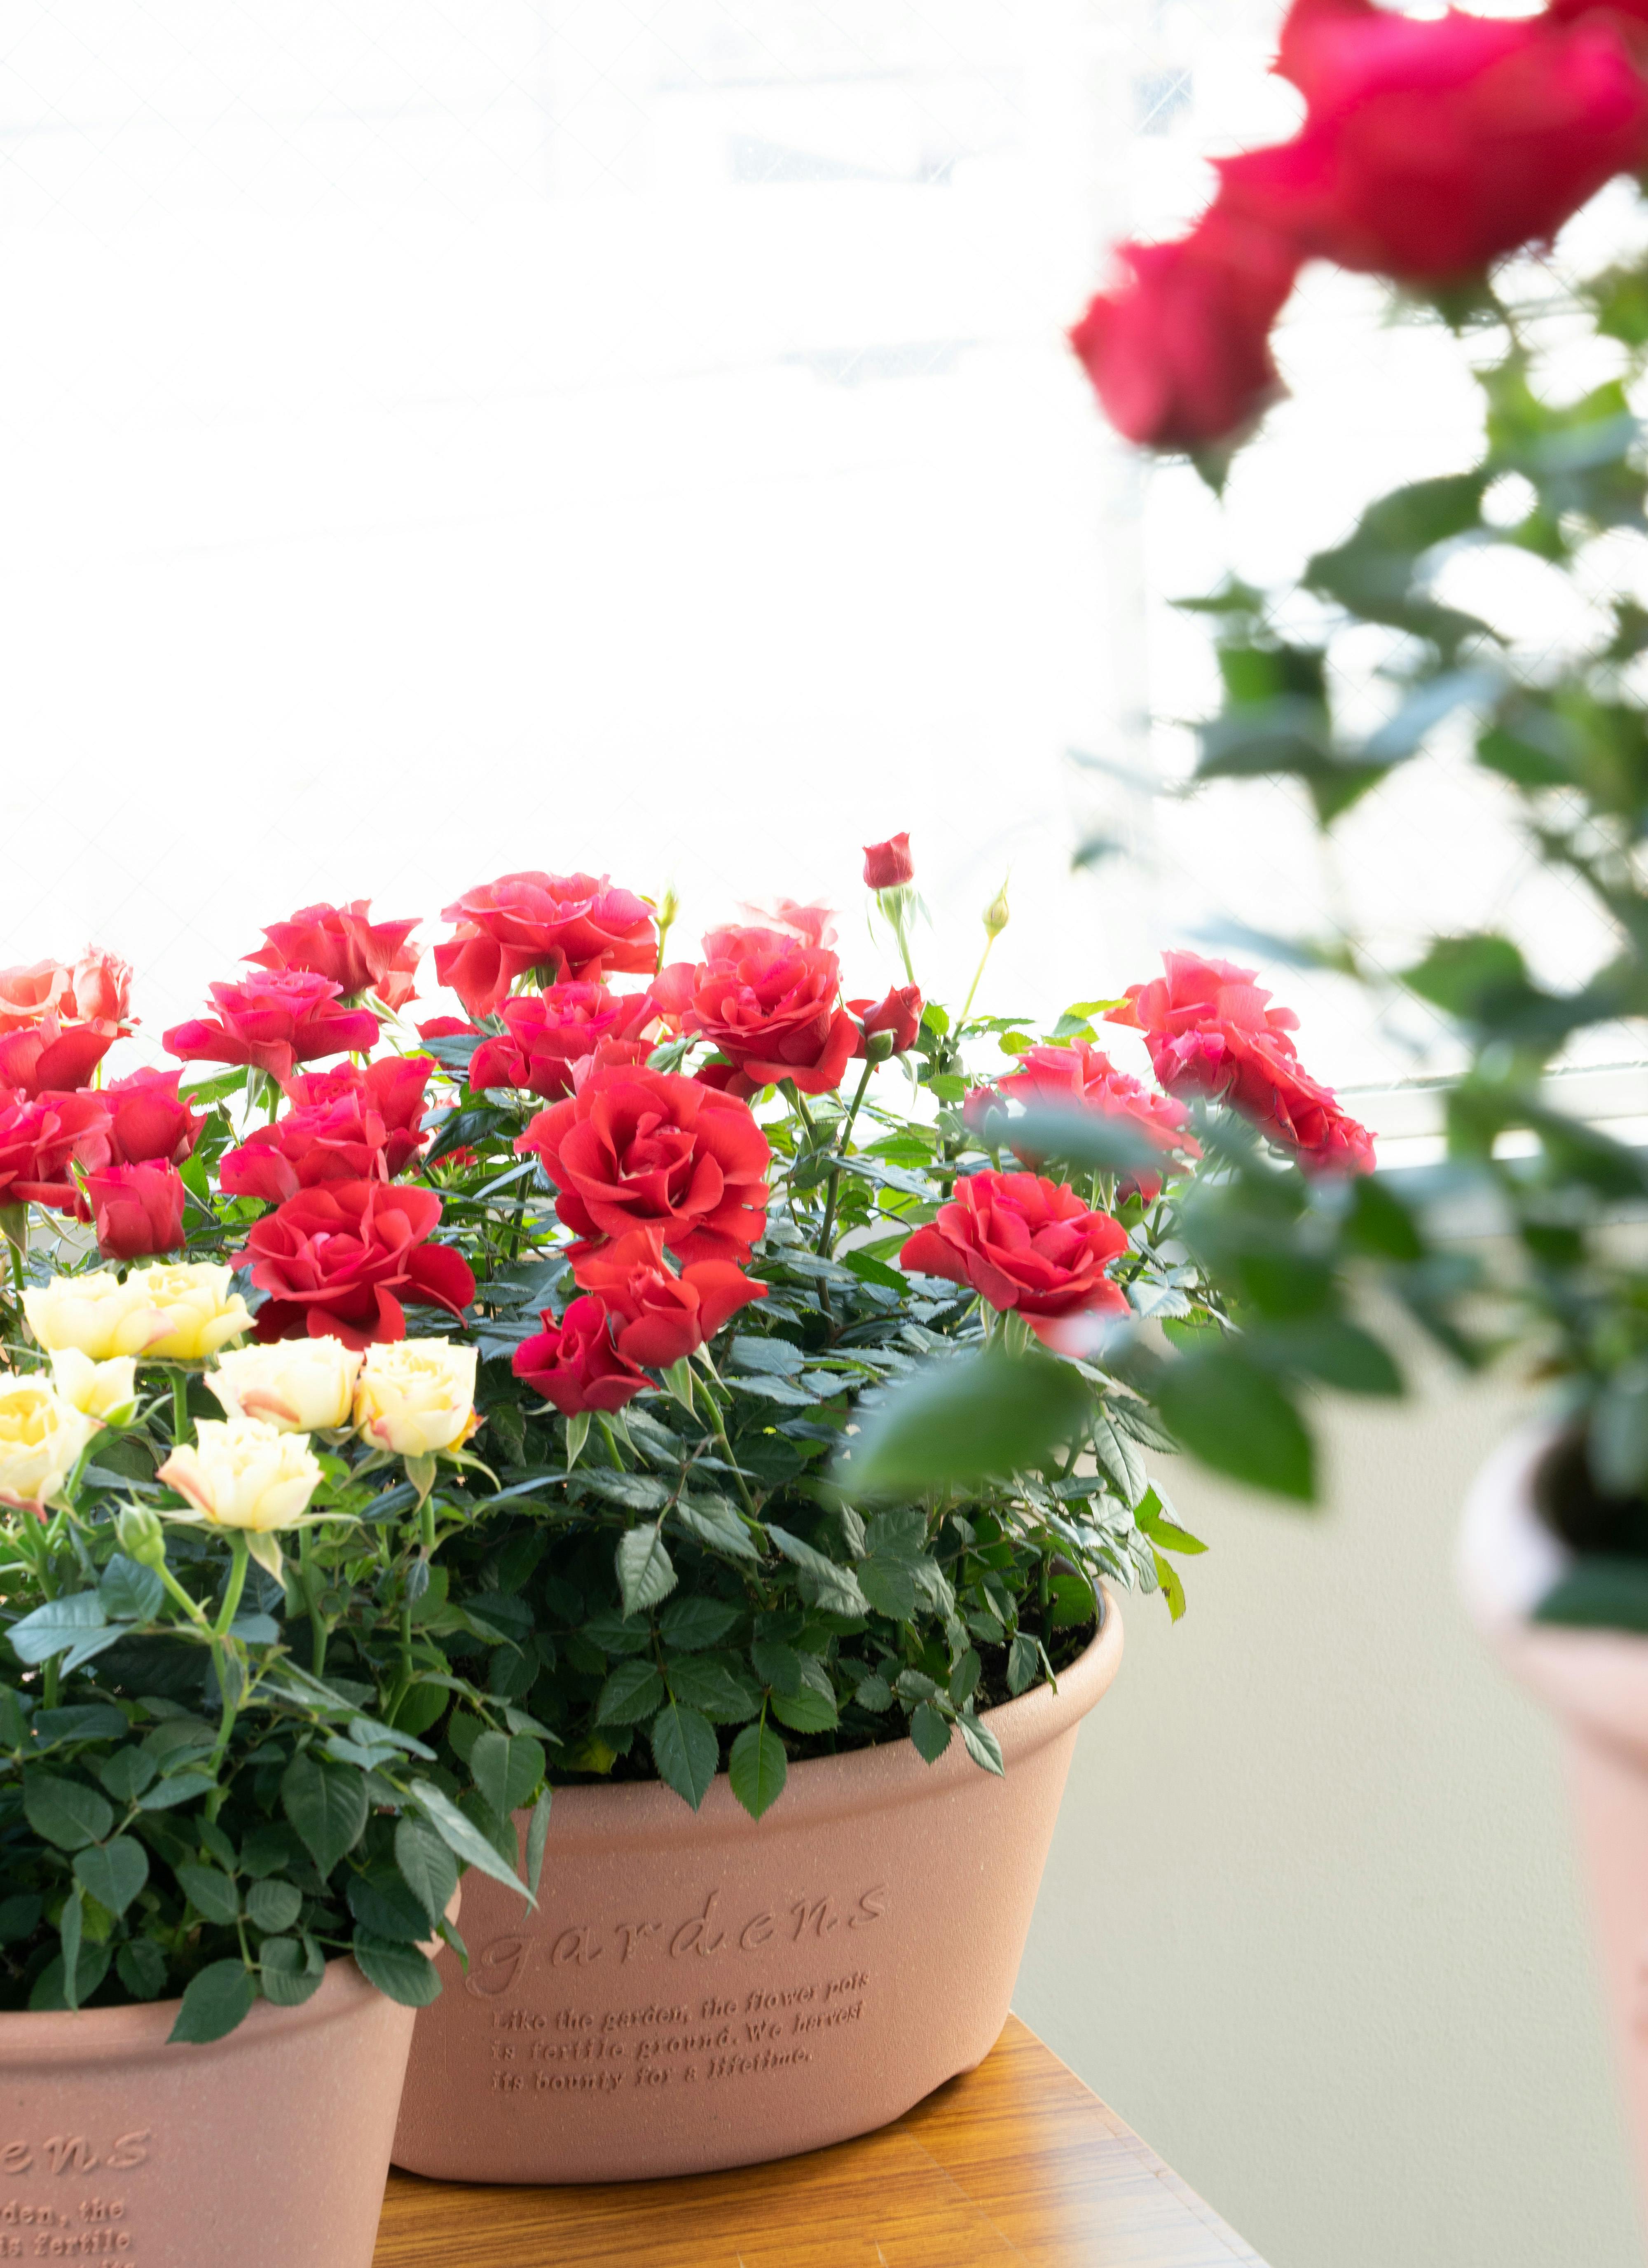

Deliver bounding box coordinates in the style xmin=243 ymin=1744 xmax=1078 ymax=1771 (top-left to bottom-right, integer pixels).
xmin=1536 ymin=1558 xmax=1648 ymax=1635
xmin=1156 ymin=1348 xmax=1316 ymax=1502
xmin=353 ymin=1931 xmax=442 ymax=2006
xmin=394 ymin=1819 xmax=461 ymax=1930
xmin=60 ymin=1887 xmax=84 ymax=2011
xmin=176 ymin=1863 xmax=240 ymax=1926
xmin=771 ymin=1685 xmax=839 ymax=1734
xmin=651 ymin=1702 xmax=719 ymax=1810
xmin=281 ymin=1752 xmax=368 ymax=1879
xmin=349 ymin=1864 xmax=436 ymax=1944
xmin=23 ymin=1773 xmax=114 ymax=1852
xmin=260 ymin=1935 xmax=325 ymax=2008
xmin=8 ymin=1592 xmax=107 ymax=1667
xmin=471 ymin=1730 xmax=546 ymax=1821
xmin=410 ymin=1779 xmax=534 ymax=1903
xmin=853 ymin=1671 xmax=894 ymax=1711
xmin=764 ymin=1526 xmax=869 ymax=1617
xmin=664 ymin=1657 xmax=758 ymax=1722
xmin=595 ymin=1661 xmax=666 ymax=1726
xmin=97 ymin=1748 xmax=157 ymax=1803
xmin=909 ymin=1702 xmax=952 ymax=1762
xmin=525 ymin=1789 xmax=552 ymax=1900
xmin=843 ymin=1351 xmax=1091 ymax=1496
xmin=673 ymin=1494 xmax=758 ymax=1560
xmin=1133 ymin=1491 xmax=1208 ymax=1556
xmin=73 ymin=1837 xmax=148 ymax=1919
xmin=117 ymin=1937 xmax=166 ymax=2001
xmin=750 ymin=1636 xmax=803 ymax=1696
xmin=99 ymin=1555 xmax=165 ymax=1624
xmin=0 ymin=1894 xmax=42 ymax=1943
xmin=138 ymin=1770 xmax=217 ymax=1812
xmin=246 ymin=1879 xmax=303 ymax=1935
xmin=169 ymin=1959 xmax=257 ymax=2044
xmin=857 ymin=1557 xmax=918 ymax=1622
xmin=658 ymin=1597 xmax=742 ymax=1651
xmin=1007 ymin=1633 xmax=1037 ymax=1696
xmin=1258 ymin=1318 xmax=1402 ymax=1398
xmin=956 ymin=1713 xmax=1004 ymax=1776
xmin=727 ymin=1720 xmax=787 ymax=1821
xmin=616 ymin=1522 xmax=677 ymax=1617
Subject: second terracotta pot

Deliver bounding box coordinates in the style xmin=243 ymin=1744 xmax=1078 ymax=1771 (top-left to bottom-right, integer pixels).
xmin=393 ymin=1599 xmax=1122 ymax=2183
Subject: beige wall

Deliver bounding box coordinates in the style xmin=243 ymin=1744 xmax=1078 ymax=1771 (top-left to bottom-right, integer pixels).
xmin=1016 ymin=1367 xmax=1645 ymax=2268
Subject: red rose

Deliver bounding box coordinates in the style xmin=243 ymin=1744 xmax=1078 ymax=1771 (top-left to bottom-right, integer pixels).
xmin=239 ymin=1180 xmax=476 ymax=1346
xmin=654 ymin=925 xmax=857 ymax=1098
xmin=435 ymin=873 xmax=657 ymax=1020
xmin=570 ymin=1229 xmax=766 ymax=1369
xmin=1218 ymin=0 xmax=1648 ymax=284
xmin=517 ymin=1065 xmax=770 ymax=1264
xmin=84 ymin=1161 xmax=186 ymax=1261
xmin=0 ymin=1011 xmax=120 ymax=1098
xmin=220 ymin=1057 xmax=433 ymax=1202
xmin=68 ymin=949 xmax=133 ymax=1028
xmin=898 ymin=1170 xmax=1129 ymax=1348
xmin=512 ymin=1295 xmax=648 ymax=1416
xmin=416 ymin=1016 xmax=479 ymax=1042
xmin=851 ymin=986 xmax=923 ymax=1057
xmin=1110 ymin=953 xmax=1374 ymax=1174
xmin=101 ymin=1067 xmax=206 ymax=1166
xmin=863 ymin=834 xmax=914 ymax=891
xmin=247 ymin=900 xmax=421 ymax=1011
xmin=163 ymin=972 xmax=379 ymax=1082
xmin=1070 ymin=204 xmax=1300 ymax=450
xmin=996 ymin=1039 xmax=1201 ymax=1204
xmin=0 ymin=1091 xmax=112 ymax=1213
xmin=471 ymin=984 xmax=658 ymax=1100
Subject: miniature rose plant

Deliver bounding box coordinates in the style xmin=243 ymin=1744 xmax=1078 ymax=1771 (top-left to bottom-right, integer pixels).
xmin=0 ymin=866 xmax=1374 ymax=2030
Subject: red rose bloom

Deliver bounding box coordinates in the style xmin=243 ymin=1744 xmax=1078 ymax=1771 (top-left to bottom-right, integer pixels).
xmin=1070 ymin=203 xmax=1300 ymax=449
xmin=85 ymin=1161 xmax=187 ymax=1260
xmin=0 ymin=949 xmax=131 ymax=1035
xmin=0 ymin=1091 xmax=112 ymax=1213
xmin=239 ymin=1180 xmax=476 ymax=1346
xmin=416 ymin=1016 xmax=479 ymax=1042
xmin=164 ymin=972 xmax=379 ymax=1082
xmin=0 ymin=1011 xmax=121 ymax=1098
xmin=863 ymin=834 xmax=914 ymax=890
xmin=570 ymin=1229 xmax=766 ymax=1369
xmin=471 ymin=984 xmax=658 ymax=1100
xmin=851 ymin=986 xmax=924 ymax=1057
xmin=517 ymin=1064 xmax=770 ymax=1264
xmin=899 ymin=1170 xmax=1129 ymax=1348
xmin=512 ymin=1295 xmax=649 ymax=1416
xmin=101 ymin=1067 xmax=206 ymax=1167
xmin=220 ymin=1057 xmax=433 ymax=1203
xmin=435 ymin=873 xmax=657 ymax=1020
xmin=247 ymin=900 xmax=422 ymax=1011
xmin=655 ymin=925 xmax=857 ymax=1098
xmin=1110 ymin=952 xmax=1374 ymax=1174
xmin=997 ymin=1039 xmax=1201 ymax=1204
xmin=1217 ymin=0 xmax=1648 ymax=284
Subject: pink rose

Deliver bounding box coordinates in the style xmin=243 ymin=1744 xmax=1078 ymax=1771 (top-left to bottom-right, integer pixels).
xmin=996 ymin=1039 xmax=1201 ymax=1203
xmin=101 ymin=1067 xmax=207 ymax=1166
xmin=85 ymin=1161 xmax=187 ymax=1261
xmin=434 ymin=873 xmax=657 ymax=1020
xmin=862 ymin=834 xmax=914 ymax=890
xmin=246 ymin=900 xmax=421 ymax=1010
xmin=470 ymin=984 xmax=658 ymax=1100
xmin=0 ymin=1091 xmax=112 ymax=1214
xmin=164 ymin=972 xmax=379 ymax=1082
xmin=220 ymin=1057 xmax=433 ymax=1202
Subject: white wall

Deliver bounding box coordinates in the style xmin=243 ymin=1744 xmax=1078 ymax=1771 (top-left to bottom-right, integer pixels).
xmin=1019 ymin=1365 xmax=1645 ymax=2268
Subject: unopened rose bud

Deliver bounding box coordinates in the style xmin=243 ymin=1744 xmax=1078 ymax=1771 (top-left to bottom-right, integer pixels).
xmin=863 ymin=833 xmax=914 ymax=892
xmin=116 ymin=1502 xmax=167 ymax=1568
xmin=983 ymin=879 xmax=1011 ymax=939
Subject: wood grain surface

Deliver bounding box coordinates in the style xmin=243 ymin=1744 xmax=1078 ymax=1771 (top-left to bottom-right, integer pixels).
xmin=373 ymin=2014 xmax=1266 ymax=2266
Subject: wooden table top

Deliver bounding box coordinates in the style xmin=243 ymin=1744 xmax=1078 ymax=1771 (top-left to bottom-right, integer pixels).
xmin=374 ymin=2013 xmax=1265 ymax=2267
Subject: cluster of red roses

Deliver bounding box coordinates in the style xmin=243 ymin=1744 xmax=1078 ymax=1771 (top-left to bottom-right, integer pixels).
xmin=1070 ymin=0 xmax=1648 ymax=449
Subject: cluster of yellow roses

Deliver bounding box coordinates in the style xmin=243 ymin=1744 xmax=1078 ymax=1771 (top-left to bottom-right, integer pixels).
xmin=0 ymin=1261 xmax=478 ymax=1552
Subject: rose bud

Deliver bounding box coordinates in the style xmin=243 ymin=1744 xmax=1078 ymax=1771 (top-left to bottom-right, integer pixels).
xmin=863 ymin=834 xmax=914 ymax=891
xmin=85 ymin=1161 xmax=187 ymax=1262
xmin=851 ymin=986 xmax=923 ymax=1058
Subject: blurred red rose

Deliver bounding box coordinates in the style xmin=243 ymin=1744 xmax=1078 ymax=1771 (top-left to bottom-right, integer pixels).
xmin=655 ymin=925 xmax=857 ymax=1098
xmin=0 ymin=1091 xmax=112 ymax=1213
xmin=996 ymin=1039 xmax=1201 ymax=1203
xmin=0 ymin=948 xmax=131 ymax=1036
xmin=164 ymin=972 xmax=379 ymax=1082
xmin=570 ymin=1228 xmax=766 ymax=1369
xmin=1218 ymin=0 xmax=1648 ymax=284
xmin=851 ymin=985 xmax=923 ymax=1057
xmin=512 ymin=1294 xmax=649 ymax=1415
xmin=239 ymin=1180 xmax=476 ymax=1346
xmin=517 ymin=1064 xmax=770 ymax=1263
xmin=247 ymin=900 xmax=421 ymax=1010
xmin=863 ymin=834 xmax=914 ymax=890
xmin=899 ymin=1169 xmax=1129 ymax=1348
xmin=85 ymin=1161 xmax=186 ymax=1260
xmin=0 ymin=1011 xmax=121 ymax=1098
xmin=1110 ymin=952 xmax=1374 ymax=1173
xmin=471 ymin=984 xmax=658 ymax=1100
xmin=416 ymin=1016 xmax=478 ymax=1042
xmin=102 ymin=1067 xmax=207 ymax=1166
xmin=1070 ymin=204 xmax=1300 ymax=449
xmin=435 ymin=873 xmax=657 ymax=1020
xmin=220 ymin=1057 xmax=432 ymax=1202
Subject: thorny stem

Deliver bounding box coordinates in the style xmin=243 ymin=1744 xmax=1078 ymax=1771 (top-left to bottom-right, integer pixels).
xmin=816 ymin=1058 xmax=876 ymax=1260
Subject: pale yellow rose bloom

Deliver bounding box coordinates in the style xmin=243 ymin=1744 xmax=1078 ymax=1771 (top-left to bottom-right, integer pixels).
xmin=49 ymin=1348 xmax=139 ymax=1423
xmin=108 ymin=1262 xmax=253 ymax=1362
xmin=208 ymin=1337 xmax=363 ymax=1433
xmin=158 ymin=1417 xmax=323 ymax=1534
xmin=0 ymin=1380 xmax=97 ymax=1509
xmin=354 ymin=1340 xmax=479 ymax=1457
xmin=23 ymin=1271 xmax=141 ymax=1361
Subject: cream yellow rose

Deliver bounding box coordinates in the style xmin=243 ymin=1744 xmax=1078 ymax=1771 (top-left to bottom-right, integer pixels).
xmin=0 ymin=1380 xmax=97 ymax=1510
xmin=158 ymin=1417 xmax=323 ymax=1534
xmin=49 ymin=1348 xmax=139 ymax=1423
xmin=354 ymin=1340 xmax=479 ymax=1457
xmin=25 ymin=1263 xmax=251 ymax=1364
xmin=24 ymin=1271 xmax=139 ymax=1362
xmin=208 ymin=1337 xmax=363 ymax=1433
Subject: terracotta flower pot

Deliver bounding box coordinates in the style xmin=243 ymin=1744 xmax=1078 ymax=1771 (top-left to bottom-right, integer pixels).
xmin=1461 ymin=1423 xmax=1648 ymax=2221
xmin=0 ymin=1952 xmax=421 ymax=2268
xmin=394 ymin=1598 xmax=1123 ymax=2184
